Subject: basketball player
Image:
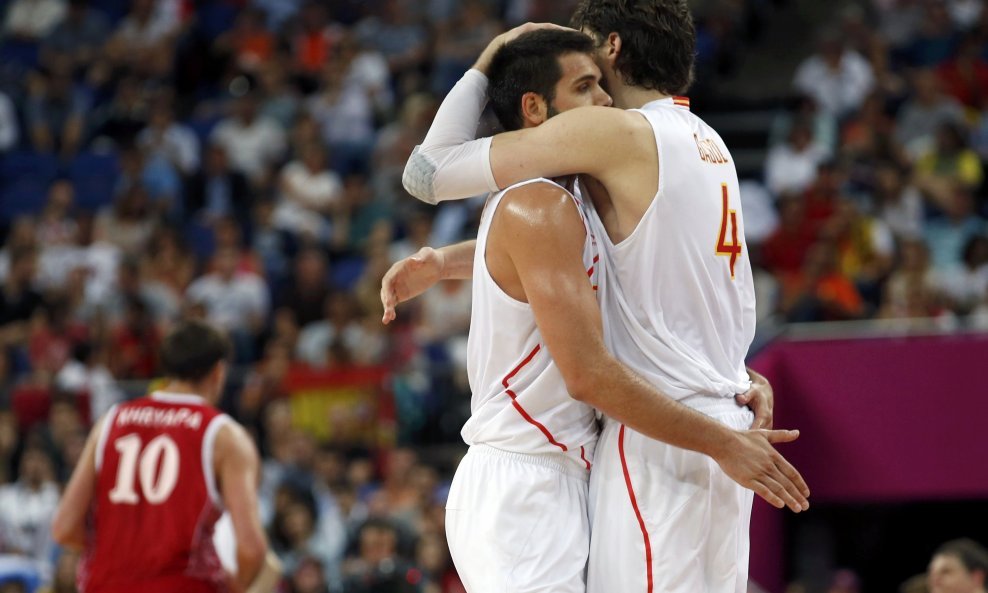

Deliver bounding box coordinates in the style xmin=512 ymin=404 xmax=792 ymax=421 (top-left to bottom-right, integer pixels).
xmin=398 ymin=3 xmax=810 ymax=592
xmin=438 ymin=29 xmax=609 ymax=592
xmin=51 ymin=320 xmax=280 ymax=593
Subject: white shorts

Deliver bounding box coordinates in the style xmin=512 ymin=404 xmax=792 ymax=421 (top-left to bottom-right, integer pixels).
xmin=587 ymin=406 xmax=755 ymax=593
xmin=446 ymin=444 xmax=591 ymax=593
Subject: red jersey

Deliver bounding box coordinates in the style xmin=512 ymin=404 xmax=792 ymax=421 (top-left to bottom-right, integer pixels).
xmin=79 ymin=392 xmax=231 ymax=593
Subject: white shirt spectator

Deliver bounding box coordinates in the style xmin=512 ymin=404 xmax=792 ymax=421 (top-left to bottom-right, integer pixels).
xmin=211 ymin=115 xmax=286 ymax=181
xmin=880 ymin=185 xmax=925 ymax=240
xmin=308 ymin=85 xmax=374 ymax=147
xmin=55 ymin=358 xmax=123 ymax=419
xmin=296 ymin=321 xmax=367 ymax=367
xmin=0 ymin=478 xmax=59 ymax=575
xmin=273 ymin=160 xmax=342 ymax=240
xmin=3 ymin=0 xmax=67 ymax=38
xmin=739 ymin=180 xmax=779 ymax=245
xmin=764 ymin=142 xmax=828 ymax=196
xmin=186 ymin=268 xmax=269 ymax=333
xmin=793 ymin=50 xmax=875 ymax=118
xmin=0 ymin=91 xmax=18 ymax=152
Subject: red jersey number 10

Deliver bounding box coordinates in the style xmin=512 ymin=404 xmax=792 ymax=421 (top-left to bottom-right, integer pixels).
xmin=715 ymin=183 xmax=741 ymax=280
xmin=108 ymin=434 xmax=180 ymax=505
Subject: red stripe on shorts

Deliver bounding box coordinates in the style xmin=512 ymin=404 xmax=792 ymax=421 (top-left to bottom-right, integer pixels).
xmin=502 ymin=345 xmax=568 ymax=452
xmin=619 ymin=424 xmax=653 ymax=593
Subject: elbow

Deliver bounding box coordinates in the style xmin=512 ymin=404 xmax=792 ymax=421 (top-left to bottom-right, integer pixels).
xmin=565 ymin=369 xmax=600 ymax=405
xmin=50 ymin=516 xmax=76 ymax=548
xmin=237 ymin=535 xmax=267 ymax=577
xmin=402 ymin=146 xmax=439 ymax=205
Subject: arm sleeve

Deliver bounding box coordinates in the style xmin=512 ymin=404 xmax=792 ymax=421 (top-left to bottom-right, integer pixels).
xmin=402 ymin=69 xmax=499 ymax=204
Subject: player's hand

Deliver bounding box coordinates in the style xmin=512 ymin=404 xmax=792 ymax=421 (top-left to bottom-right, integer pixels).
xmin=473 ymin=22 xmax=575 ymax=74
xmin=736 ymin=369 xmax=773 ymax=429
xmin=715 ymin=429 xmax=810 ymax=513
xmin=381 ymin=247 xmax=445 ymax=324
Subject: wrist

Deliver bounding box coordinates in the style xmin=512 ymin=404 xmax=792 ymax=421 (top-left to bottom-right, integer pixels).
xmin=705 ymin=425 xmax=740 ymax=461
xmin=435 ymin=248 xmax=449 ymax=280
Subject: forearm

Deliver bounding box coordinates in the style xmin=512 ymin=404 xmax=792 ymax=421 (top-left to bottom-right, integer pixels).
xmin=577 ymin=358 xmax=737 ymax=460
xmin=402 ymin=70 xmax=497 ymax=204
xmin=439 ymin=240 xmax=476 ymax=280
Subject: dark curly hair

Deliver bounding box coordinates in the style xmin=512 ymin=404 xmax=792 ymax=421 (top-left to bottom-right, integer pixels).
xmin=487 ymin=29 xmax=595 ymax=131
xmin=571 ymin=0 xmax=696 ymax=95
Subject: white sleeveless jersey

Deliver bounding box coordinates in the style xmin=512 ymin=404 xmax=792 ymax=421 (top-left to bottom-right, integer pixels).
xmin=587 ymin=97 xmax=756 ymax=405
xmin=463 ymin=178 xmax=600 ymax=467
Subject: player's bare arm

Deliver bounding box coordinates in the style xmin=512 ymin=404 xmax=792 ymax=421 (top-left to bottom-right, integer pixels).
xmin=380 ymin=240 xmax=476 ymax=324
xmin=214 ymin=422 xmax=269 ymax=593
xmin=52 ymin=417 xmax=105 ymax=549
xmin=494 ymin=182 xmax=809 ymax=512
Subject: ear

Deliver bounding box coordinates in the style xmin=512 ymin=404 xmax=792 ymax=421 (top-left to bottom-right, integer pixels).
xmin=520 ymin=91 xmax=548 ymax=127
xmin=605 ymin=32 xmax=622 ymax=67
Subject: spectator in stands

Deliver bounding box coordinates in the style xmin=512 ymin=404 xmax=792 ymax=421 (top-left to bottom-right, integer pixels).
xmin=342 ymin=518 xmax=419 ymax=593
xmin=2 ymin=0 xmax=66 ymax=41
xmin=902 ymin=0 xmax=961 ymax=67
xmin=875 ymin=161 xmax=925 ymax=240
xmin=25 ymin=65 xmax=88 ymax=157
xmin=185 ymin=143 xmax=252 ymax=226
xmin=296 ymin=293 xmax=377 ymax=368
xmin=93 ymin=184 xmax=154 ymax=253
xmin=0 ymin=446 xmax=59 ymax=577
xmin=274 ymin=142 xmax=343 ymax=245
xmin=928 ymin=538 xmax=988 ymax=593
xmin=104 ymin=0 xmax=179 ymax=77
xmin=923 ymin=185 xmax=987 ymax=269
xmin=137 ymin=98 xmax=200 ymax=176
xmin=187 ymin=246 xmax=270 ymax=361
xmin=783 ymin=240 xmax=866 ymax=322
xmin=289 ymin=1 xmax=339 ymax=83
xmin=915 ymin=121 xmax=984 ymax=190
xmin=765 ymin=118 xmax=829 ymax=197
xmin=40 ymin=0 xmax=109 ymax=76
xmin=895 ymin=68 xmax=966 ymax=158
xmin=108 ymin=296 xmax=160 ymax=380
xmin=354 ymin=0 xmax=428 ymax=90
xmin=276 ymin=248 xmax=332 ymax=328
xmin=826 ymin=199 xmax=896 ymax=309
xmin=793 ymin=30 xmax=875 ymax=119
xmin=878 ymin=238 xmax=947 ymax=319
xmin=35 ymin=180 xmax=77 ymax=248
xmin=211 ymin=92 xmax=287 ymax=189
xmin=89 ymin=76 xmax=151 ymax=149
xmin=216 ymin=7 xmax=277 ymax=75
xmin=140 ymin=226 xmax=195 ymax=322
xmin=54 ymin=341 xmax=122 ymax=420
xmin=939 ymin=234 xmax=988 ymax=313
xmin=257 ymin=58 xmax=301 ymax=131
xmin=937 ymin=32 xmax=988 ymax=110
xmin=430 ymin=0 xmax=501 ymax=95
xmin=307 ymin=51 xmax=376 ymax=177
xmin=0 ymin=91 xmax=19 ymax=154
xmin=0 ymin=246 xmax=44 ymax=349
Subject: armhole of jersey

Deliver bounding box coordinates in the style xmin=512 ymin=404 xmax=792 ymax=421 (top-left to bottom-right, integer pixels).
xmin=202 ymin=414 xmax=231 ymax=509
xmin=94 ymin=404 xmax=119 ymax=472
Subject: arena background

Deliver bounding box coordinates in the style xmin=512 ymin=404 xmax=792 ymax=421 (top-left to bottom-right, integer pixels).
xmin=0 ymin=0 xmax=985 ymax=591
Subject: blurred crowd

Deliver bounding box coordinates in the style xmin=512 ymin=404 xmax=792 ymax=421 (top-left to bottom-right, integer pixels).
xmin=0 ymin=0 xmax=985 ymax=591
xmin=747 ymin=0 xmax=988 ymax=327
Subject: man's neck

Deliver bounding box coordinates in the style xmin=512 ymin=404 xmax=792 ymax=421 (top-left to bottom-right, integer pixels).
xmin=613 ymin=87 xmax=670 ymax=110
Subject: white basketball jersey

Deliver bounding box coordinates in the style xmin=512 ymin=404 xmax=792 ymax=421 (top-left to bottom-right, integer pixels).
xmin=464 ymin=178 xmax=600 ymax=467
xmin=587 ymin=97 xmax=756 ymax=406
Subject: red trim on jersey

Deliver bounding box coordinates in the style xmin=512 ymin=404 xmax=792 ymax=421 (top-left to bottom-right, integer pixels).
xmin=579 ymin=445 xmax=591 ymax=470
xmin=501 ymin=345 xmax=569 ymax=452
xmin=673 ymin=96 xmax=690 ymax=109
xmin=619 ymin=424 xmax=653 ymax=593
xmin=586 ymin=254 xmax=600 ymax=278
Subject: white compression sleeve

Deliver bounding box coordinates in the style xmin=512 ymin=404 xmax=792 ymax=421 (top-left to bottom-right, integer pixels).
xmin=402 ymin=69 xmax=500 ymax=204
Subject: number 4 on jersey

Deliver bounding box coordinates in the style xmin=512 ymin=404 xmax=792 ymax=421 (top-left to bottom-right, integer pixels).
xmin=715 ymin=183 xmax=742 ymax=279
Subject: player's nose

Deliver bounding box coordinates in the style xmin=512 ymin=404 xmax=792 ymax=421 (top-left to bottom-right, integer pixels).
xmin=595 ymin=87 xmax=612 ymax=107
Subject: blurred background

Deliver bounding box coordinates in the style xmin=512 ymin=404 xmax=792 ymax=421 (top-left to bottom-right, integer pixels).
xmin=0 ymin=0 xmax=985 ymax=592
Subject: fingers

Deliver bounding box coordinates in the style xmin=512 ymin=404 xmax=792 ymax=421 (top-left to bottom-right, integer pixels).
xmin=763 ymin=429 xmax=799 ymax=444
xmin=774 ymin=454 xmax=811 ymax=499
xmin=752 ymin=409 xmax=772 ymax=430
xmin=750 ymin=479 xmax=785 ymax=510
xmin=759 ymin=474 xmax=804 ymax=513
xmin=734 ymin=392 xmax=751 ymax=405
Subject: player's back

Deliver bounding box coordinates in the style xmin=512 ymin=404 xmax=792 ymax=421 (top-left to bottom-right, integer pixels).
xmin=590 ymin=97 xmax=756 ymax=407
xmin=81 ymin=392 xmax=230 ymax=593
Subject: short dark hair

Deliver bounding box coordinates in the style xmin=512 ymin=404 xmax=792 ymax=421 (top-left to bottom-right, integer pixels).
xmin=935 ymin=538 xmax=988 ymax=575
xmin=487 ymin=29 xmax=595 ymax=131
xmin=159 ymin=320 xmax=230 ymax=383
xmin=572 ymin=0 xmax=696 ymax=95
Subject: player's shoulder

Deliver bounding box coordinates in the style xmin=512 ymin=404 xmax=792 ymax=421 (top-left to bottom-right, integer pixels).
xmin=495 ymin=179 xmax=586 ymax=242
xmin=213 ymin=419 xmax=259 ymax=463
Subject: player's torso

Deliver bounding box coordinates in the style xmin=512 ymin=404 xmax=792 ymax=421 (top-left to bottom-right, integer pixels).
xmin=590 ymin=99 xmax=756 ymax=401
xmin=81 ymin=392 xmax=229 ymax=593
xmin=464 ymin=179 xmax=600 ymax=466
